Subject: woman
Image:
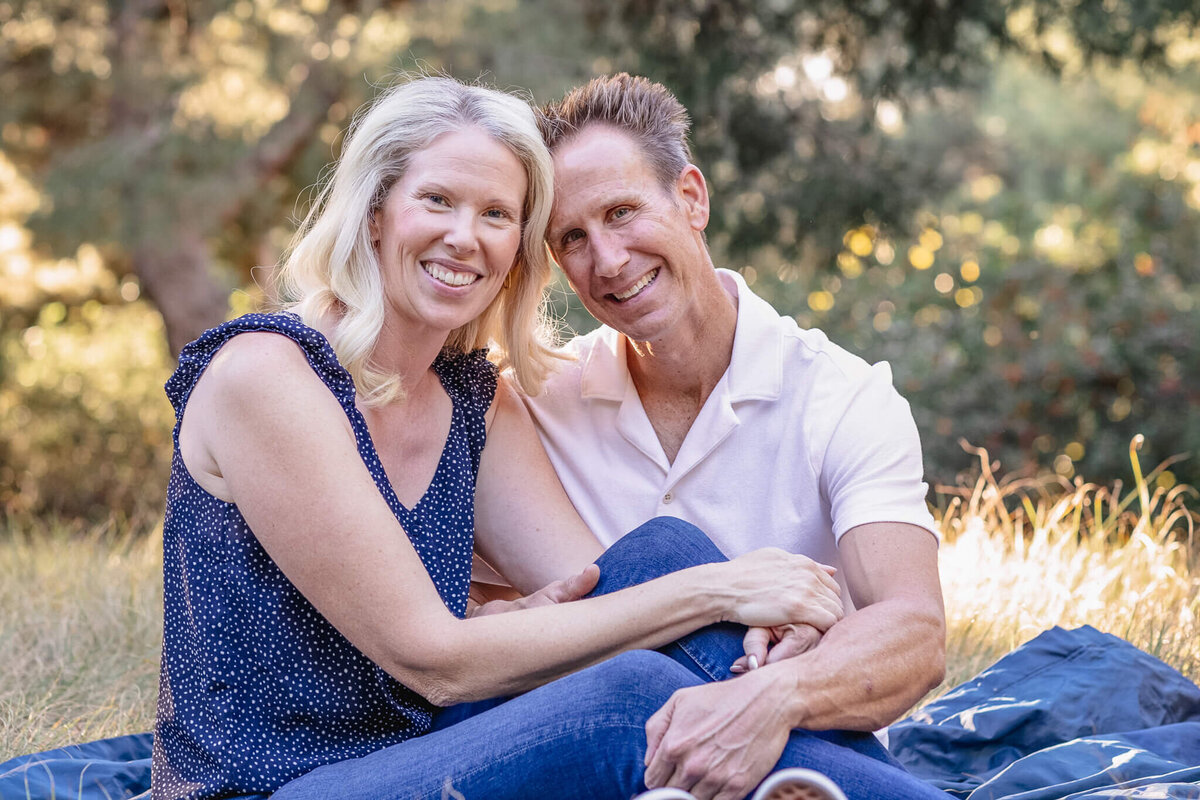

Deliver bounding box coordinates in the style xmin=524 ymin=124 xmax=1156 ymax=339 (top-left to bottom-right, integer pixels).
xmin=151 ymin=75 xmax=898 ymax=800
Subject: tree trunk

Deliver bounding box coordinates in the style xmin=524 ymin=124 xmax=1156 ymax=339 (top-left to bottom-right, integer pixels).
xmin=138 ymin=63 xmax=345 ymax=357
xmin=133 ymin=231 xmax=228 ymax=356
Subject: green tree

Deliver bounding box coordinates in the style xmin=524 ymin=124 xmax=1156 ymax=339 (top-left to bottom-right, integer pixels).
xmin=2 ymin=0 xmax=415 ymax=353
xmin=3 ymin=0 xmax=1199 ymax=519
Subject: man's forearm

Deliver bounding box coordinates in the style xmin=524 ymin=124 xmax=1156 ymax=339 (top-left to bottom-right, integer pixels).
xmin=775 ymin=598 xmax=946 ymax=731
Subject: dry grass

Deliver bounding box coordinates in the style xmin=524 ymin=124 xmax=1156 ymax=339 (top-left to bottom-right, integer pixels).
xmin=935 ymin=437 xmax=1199 ymax=691
xmin=1 ymin=438 xmax=1196 ymax=760
xmin=0 ymin=515 xmax=162 ymax=760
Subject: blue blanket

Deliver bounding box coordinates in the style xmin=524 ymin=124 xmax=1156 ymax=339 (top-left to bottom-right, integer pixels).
xmin=0 ymin=732 xmax=151 ymax=799
xmin=888 ymin=625 xmax=1200 ymax=798
xmin=4 ymin=626 xmax=1199 ymax=799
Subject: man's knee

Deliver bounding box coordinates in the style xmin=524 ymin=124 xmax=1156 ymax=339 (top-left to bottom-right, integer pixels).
xmin=590 ymin=517 xmax=727 ymax=596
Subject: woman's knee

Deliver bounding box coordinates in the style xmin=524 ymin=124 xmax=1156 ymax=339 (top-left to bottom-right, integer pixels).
xmin=591 ymin=517 xmax=727 ymax=596
xmin=579 ymin=650 xmax=701 ymax=712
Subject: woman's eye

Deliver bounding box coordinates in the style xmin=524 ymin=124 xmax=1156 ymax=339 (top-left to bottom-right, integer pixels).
xmin=485 ymin=208 xmax=513 ymax=220
xmin=425 ymin=194 xmax=448 ymax=206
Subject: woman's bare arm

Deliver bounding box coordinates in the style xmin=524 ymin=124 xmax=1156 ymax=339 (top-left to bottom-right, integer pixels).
xmin=472 ymin=376 xmax=603 ymax=594
xmin=184 ymin=333 xmax=843 ymax=706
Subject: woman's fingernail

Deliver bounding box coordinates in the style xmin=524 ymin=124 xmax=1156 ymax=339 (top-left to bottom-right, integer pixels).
xmin=748 ymin=654 xmax=759 ymax=670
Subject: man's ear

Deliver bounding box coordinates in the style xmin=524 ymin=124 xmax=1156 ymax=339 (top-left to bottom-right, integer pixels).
xmin=676 ymin=164 xmax=710 ymax=232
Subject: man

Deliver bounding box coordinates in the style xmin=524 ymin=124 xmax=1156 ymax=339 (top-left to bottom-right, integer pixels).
xmin=525 ymin=74 xmax=946 ymax=798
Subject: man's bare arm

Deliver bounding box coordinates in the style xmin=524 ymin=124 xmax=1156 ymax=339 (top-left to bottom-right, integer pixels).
xmin=642 ymin=521 xmax=944 ymax=799
xmin=779 ymin=521 xmax=945 ymax=728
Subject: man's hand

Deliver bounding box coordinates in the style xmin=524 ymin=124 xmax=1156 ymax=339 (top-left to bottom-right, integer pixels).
xmin=730 ymin=623 xmax=822 ymax=673
xmin=643 ymin=670 xmax=794 ymax=800
xmin=466 ymin=563 xmax=600 ymax=617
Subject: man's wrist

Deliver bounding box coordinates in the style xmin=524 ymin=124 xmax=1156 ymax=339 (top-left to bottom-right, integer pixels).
xmin=771 ymin=654 xmax=815 ymax=729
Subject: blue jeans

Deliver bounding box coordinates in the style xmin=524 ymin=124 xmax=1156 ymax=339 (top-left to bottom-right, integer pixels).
xmin=272 ymin=517 xmax=948 ymax=800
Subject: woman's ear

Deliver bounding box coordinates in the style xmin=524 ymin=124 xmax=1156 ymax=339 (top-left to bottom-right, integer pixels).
xmin=368 ymin=213 xmax=380 ymax=247
xmin=676 ymin=164 xmax=710 ymax=232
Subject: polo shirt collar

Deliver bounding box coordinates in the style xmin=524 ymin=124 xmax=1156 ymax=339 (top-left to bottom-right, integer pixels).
xmin=578 ymin=268 xmax=784 ymax=402
xmin=719 ymin=269 xmax=784 ymax=402
xmin=579 ymin=326 xmax=630 ymax=401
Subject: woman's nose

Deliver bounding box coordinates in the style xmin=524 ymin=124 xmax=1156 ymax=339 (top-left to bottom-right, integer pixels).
xmin=442 ymin=212 xmax=479 ymax=253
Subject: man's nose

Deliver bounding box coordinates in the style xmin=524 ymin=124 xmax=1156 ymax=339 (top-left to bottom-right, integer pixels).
xmin=590 ymin=230 xmax=628 ymax=278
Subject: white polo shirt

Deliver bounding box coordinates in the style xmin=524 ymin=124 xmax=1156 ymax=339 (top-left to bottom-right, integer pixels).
xmin=523 ymin=269 xmax=937 ymax=572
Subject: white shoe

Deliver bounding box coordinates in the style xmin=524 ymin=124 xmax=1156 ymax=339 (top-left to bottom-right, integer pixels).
xmin=634 ymin=790 xmax=698 ymax=800
xmin=751 ymin=768 xmax=849 ymax=800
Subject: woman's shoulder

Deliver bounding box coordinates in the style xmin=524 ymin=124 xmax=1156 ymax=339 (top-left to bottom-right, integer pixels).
xmin=207 ymin=327 xmax=316 ymax=382
xmin=180 ymin=312 xmax=328 ymax=358
xmin=191 ymin=330 xmax=339 ymax=420
xmin=434 ymin=347 xmax=498 ymax=404
xmin=167 ymin=312 xmax=352 ymax=415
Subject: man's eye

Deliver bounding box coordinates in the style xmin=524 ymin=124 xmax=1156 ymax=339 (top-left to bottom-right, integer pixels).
xmin=611 ymin=206 xmax=632 ymax=220
xmin=562 ymin=229 xmax=585 ymax=246
xmin=424 ymin=194 xmax=448 ymax=206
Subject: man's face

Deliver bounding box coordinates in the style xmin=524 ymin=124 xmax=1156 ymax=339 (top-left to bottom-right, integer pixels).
xmin=546 ymin=125 xmax=708 ymax=343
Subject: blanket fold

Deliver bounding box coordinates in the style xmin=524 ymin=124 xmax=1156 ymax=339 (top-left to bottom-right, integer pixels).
xmin=888 ymin=625 xmax=1200 ymax=799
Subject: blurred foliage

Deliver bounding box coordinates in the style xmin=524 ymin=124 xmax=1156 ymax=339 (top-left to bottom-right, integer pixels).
xmin=0 ymin=0 xmax=421 ymax=353
xmin=777 ymin=57 xmax=1200 ymax=489
xmin=0 ymin=300 xmax=174 ymax=519
xmin=1 ymin=0 xmax=1198 ymax=518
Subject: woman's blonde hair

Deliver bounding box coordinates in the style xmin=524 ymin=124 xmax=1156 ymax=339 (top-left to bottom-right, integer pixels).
xmin=277 ymin=76 xmax=562 ymax=405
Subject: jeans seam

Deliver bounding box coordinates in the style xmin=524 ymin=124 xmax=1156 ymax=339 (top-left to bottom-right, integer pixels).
xmin=675 ymin=638 xmax=726 ymax=682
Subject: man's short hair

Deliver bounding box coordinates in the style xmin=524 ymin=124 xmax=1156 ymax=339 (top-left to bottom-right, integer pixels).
xmin=539 ymin=73 xmax=694 ymax=190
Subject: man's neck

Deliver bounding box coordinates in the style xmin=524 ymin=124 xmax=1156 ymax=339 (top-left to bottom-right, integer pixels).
xmin=625 ymin=272 xmax=739 ymax=462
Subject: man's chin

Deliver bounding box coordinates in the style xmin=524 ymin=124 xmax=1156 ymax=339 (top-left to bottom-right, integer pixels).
xmin=604 ymin=314 xmax=668 ymax=345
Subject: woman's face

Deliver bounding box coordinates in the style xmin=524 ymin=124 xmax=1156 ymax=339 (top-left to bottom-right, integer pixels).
xmin=371 ymin=126 xmax=527 ymax=343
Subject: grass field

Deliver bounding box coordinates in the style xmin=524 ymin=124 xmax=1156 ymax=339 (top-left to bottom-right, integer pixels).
xmin=936 ymin=440 xmax=1198 ymax=688
xmin=1 ymin=442 xmax=1197 ymax=761
xmin=0 ymin=514 xmax=162 ymax=760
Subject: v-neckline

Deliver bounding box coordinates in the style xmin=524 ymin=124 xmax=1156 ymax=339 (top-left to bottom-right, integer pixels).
xmin=282 ymin=314 xmax=460 ymax=518
xmin=371 ymin=357 xmax=458 ymax=514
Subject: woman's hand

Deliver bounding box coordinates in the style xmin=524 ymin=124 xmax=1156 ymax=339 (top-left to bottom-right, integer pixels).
xmin=730 ymin=624 xmax=823 ymax=674
xmin=715 ymin=548 xmax=843 ymax=631
xmin=467 ymin=564 xmax=599 ymax=617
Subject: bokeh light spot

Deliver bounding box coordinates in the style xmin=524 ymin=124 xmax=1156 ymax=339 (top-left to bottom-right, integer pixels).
xmin=908 ymin=245 xmax=934 ymax=270
xmin=1134 ymin=253 xmax=1156 ymax=276
xmin=807 ymin=290 xmax=835 ymax=312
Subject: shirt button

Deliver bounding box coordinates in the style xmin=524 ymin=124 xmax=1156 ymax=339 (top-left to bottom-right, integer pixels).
xmin=662 ymin=492 xmax=673 ymax=504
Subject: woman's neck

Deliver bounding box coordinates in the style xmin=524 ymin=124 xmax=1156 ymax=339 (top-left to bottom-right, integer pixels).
xmin=372 ymin=316 xmax=448 ymax=389
xmin=314 ymin=308 xmax=449 ymax=402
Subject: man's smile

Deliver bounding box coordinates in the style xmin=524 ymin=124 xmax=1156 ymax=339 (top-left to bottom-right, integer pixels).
xmin=611 ymin=268 xmax=659 ymax=302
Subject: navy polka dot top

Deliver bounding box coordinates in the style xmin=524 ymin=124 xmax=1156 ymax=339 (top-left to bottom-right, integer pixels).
xmin=151 ymin=313 xmax=497 ymax=800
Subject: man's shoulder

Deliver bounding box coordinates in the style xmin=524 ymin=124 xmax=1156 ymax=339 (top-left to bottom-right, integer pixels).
xmin=743 ymin=300 xmax=880 ymax=390
xmin=560 ymin=324 xmax=612 ymax=358
xmin=781 ymin=324 xmax=878 ymax=385
xmin=726 ymin=269 xmax=878 ymax=387
xmin=525 ymin=325 xmax=613 ymax=405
